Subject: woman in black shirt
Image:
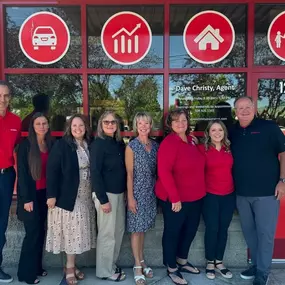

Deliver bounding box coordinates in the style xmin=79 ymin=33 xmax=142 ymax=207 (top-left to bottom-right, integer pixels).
xmin=90 ymin=111 xmax=127 ymax=282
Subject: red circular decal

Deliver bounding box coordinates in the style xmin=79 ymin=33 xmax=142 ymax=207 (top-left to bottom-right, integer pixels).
xmin=268 ymin=11 xmax=285 ymax=61
xmin=183 ymin=11 xmax=235 ymax=64
xmin=19 ymin=12 xmax=70 ymax=65
xmin=101 ymin=11 xmax=152 ymax=65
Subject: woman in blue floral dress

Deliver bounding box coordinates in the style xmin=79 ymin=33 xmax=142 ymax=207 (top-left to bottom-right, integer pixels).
xmin=125 ymin=112 xmax=159 ymax=285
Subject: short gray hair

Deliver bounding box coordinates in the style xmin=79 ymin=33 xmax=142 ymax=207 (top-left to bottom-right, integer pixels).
xmin=133 ymin=112 xmax=153 ymax=133
xmin=97 ymin=110 xmax=121 ymax=141
xmin=234 ymin=96 xmax=254 ymax=107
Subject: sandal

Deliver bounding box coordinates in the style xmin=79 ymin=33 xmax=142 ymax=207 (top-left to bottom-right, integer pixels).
xmin=140 ymin=260 xmax=153 ymax=278
xmin=167 ymin=269 xmax=188 ymax=285
xmin=37 ymin=269 xmax=47 ymax=277
xmin=215 ymin=261 xmax=233 ymax=279
xmin=102 ymin=269 xmax=126 ymax=282
xmin=177 ymin=261 xmax=200 ymax=274
xmin=64 ymin=267 xmax=78 ymax=285
xmin=75 ymin=267 xmax=84 ymax=280
xmin=133 ymin=266 xmax=146 ymax=285
xmin=206 ymin=261 xmax=215 ymax=280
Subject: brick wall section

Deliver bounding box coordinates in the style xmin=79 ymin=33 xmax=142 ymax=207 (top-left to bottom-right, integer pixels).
xmin=3 ymin=202 xmax=247 ymax=268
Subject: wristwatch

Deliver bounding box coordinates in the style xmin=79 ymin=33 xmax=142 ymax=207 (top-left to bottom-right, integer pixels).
xmin=279 ymin=178 xmax=285 ymax=183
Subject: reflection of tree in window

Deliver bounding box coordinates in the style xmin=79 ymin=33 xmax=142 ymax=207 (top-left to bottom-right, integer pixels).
xmin=170 ymin=74 xmax=245 ymax=131
xmin=257 ymin=79 xmax=285 ymax=127
xmin=87 ymin=6 xmax=163 ymax=69
xmin=8 ymin=75 xmax=82 ymax=131
xmin=89 ymin=75 xmax=163 ymax=131
xmin=254 ymin=5 xmax=285 ymax=66
xmin=169 ymin=5 xmax=246 ymax=68
xmin=6 ymin=7 xmax=81 ymax=68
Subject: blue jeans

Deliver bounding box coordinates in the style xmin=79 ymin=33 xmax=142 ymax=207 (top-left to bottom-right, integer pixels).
xmin=0 ymin=168 xmax=16 ymax=266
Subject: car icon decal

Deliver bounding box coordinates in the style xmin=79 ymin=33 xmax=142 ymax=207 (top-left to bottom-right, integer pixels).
xmin=32 ymin=26 xmax=57 ymax=50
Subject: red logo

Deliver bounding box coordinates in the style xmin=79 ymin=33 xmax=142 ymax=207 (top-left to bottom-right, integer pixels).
xmin=268 ymin=11 xmax=285 ymax=61
xmin=183 ymin=11 xmax=235 ymax=64
xmin=19 ymin=12 xmax=70 ymax=65
xmin=101 ymin=11 xmax=152 ymax=65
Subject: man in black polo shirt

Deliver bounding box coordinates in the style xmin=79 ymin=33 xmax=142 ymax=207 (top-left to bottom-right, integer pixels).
xmin=230 ymin=96 xmax=285 ymax=285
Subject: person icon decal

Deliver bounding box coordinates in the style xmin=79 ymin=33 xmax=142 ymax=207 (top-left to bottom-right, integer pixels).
xmin=275 ymin=31 xmax=285 ymax=48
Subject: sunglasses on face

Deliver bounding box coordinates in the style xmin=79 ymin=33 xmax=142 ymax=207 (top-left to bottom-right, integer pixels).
xmin=103 ymin=120 xmax=117 ymax=126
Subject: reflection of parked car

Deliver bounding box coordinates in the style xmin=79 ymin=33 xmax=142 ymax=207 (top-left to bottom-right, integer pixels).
xmin=32 ymin=26 xmax=57 ymax=50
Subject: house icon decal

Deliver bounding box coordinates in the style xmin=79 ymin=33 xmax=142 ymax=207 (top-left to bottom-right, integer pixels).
xmin=194 ymin=25 xmax=224 ymax=50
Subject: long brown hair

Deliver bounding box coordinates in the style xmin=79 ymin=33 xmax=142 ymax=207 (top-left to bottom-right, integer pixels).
xmin=63 ymin=114 xmax=93 ymax=150
xmin=204 ymin=120 xmax=231 ymax=151
xmin=28 ymin=112 xmax=53 ymax=180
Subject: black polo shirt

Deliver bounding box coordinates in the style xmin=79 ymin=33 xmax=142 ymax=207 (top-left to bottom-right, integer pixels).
xmin=229 ymin=118 xmax=285 ymax=197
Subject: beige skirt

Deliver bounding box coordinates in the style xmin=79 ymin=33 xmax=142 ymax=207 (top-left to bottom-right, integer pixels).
xmin=46 ymin=180 xmax=96 ymax=254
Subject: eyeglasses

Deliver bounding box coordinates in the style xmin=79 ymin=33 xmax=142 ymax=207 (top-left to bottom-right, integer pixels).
xmin=103 ymin=120 xmax=116 ymax=126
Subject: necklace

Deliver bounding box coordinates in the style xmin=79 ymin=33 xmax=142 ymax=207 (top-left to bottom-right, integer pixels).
xmin=138 ymin=138 xmax=150 ymax=146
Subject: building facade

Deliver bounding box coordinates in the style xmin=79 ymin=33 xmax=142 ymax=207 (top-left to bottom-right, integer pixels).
xmin=1 ymin=0 xmax=285 ymax=264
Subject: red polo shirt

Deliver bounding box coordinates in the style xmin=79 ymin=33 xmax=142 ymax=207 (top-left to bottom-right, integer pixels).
xmin=0 ymin=111 xmax=21 ymax=169
xmin=198 ymin=144 xmax=234 ymax=196
xmin=155 ymin=133 xmax=206 ymax=203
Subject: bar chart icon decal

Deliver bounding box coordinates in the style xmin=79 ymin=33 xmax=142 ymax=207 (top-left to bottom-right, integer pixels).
xmin=112 ymin=24 xmax=141 ymax=54
xmin=101 ymin=12 xmax=152 ymax=65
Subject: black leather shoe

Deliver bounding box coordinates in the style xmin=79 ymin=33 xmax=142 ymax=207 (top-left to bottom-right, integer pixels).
xmin=0 ymin=268 xmax=13 ymax=283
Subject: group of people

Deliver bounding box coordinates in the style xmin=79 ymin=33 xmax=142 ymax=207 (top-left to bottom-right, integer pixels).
xmin=0 ymin=79 xmax=284 ymax=285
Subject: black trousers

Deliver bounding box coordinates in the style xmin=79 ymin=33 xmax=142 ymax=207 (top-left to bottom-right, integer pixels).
xmin=17 ymin=189 xmax=47 ymax=283
xmin=203 ymin=192 xmax=236 ymax=261
xmin=0 ymin=168 xmax=15 ymax=266
xmin=160 ymin=198 xmax=203 ymax=268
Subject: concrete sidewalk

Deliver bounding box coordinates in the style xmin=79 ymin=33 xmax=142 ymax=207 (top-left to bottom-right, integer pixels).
xmin=3 ymin=267 xmax=285 ymax=285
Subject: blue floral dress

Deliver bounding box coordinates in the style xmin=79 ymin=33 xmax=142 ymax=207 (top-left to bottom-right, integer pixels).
xmin=127 ymin=138 xmax=159 ymax=233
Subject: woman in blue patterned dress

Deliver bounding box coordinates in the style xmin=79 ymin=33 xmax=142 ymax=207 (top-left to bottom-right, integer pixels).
xmin=125 ymin=112 xmax=159 ymax=285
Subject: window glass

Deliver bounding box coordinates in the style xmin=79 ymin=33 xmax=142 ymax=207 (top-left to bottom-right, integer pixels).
xmin=88 ymin=75 xmax=163 ymax=131
xmin=170 ymin=5 xmax=246 ymax=68
xmin=8 ymin=74 xmax=83 ymax=131
xmin=255 ymin=4 xmax=285 ymax=66
xmin=5 ymin=7 xmax=81 ymax=68
xmin=257 ymin=78 xmax=285 ymax=129
xmin=87 ymin=6 xmax=163 ymax=69
xmin=169 ymin=73 xmax=246 ymax=131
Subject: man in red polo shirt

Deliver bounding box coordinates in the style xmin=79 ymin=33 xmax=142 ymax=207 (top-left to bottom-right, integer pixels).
xmin=0 ymin=80 xmax=21 ymax=283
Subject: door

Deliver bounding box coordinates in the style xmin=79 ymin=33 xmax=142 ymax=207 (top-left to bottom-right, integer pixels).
xmin=252 ymin=73 xmax=285 ymax=262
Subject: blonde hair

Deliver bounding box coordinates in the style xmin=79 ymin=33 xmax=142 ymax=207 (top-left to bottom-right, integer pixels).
xmin=97 ymin=110 xmax=121 ymax=141
xmin=133 ymin=112 xmax=153 ymax=134
xmin=204 ymin=120 xmax=230 ymax=151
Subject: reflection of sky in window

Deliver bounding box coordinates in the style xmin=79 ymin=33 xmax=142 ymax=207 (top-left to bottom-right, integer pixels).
xmin=104 ymin=75 xmax=163 ymax=108
xmin=7 ymin=7 xmax=50 ymax=27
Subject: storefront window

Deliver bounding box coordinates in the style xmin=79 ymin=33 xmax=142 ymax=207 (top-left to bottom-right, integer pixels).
xmin=169 ymin=73 xmax=245 ymax=131
xmin=257 ymin=78 xmax=285 ymax=129
xmin=254 ymin=4 xmax=285 ymax=66
xmin=87 ymin=6 xmax=163 ymax=69
xmin=88 ymin=75 xmax=163 ymax=131
xmin=170 ymin=4 xmax=246 ymax=68
xmin=5 ymin=6 xmax=81 ymax=68
xmin=7 ymin=74 xmax=83 ymax=131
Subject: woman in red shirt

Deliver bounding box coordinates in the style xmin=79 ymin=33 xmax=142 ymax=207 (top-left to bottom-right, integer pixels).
xmin=198 ymin=120 xmax=235 ymax=280
xmin=156 ymin=109 xmax=205 ymax=285
xmin=17 ymin=112 xmax=54 ymax=284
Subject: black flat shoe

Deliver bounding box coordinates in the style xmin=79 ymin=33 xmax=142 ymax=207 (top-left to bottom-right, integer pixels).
xmin=177 ymin=261 xmax=200 ymax=274
xmin=167 ymin=269 xmax=188 ymax=285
